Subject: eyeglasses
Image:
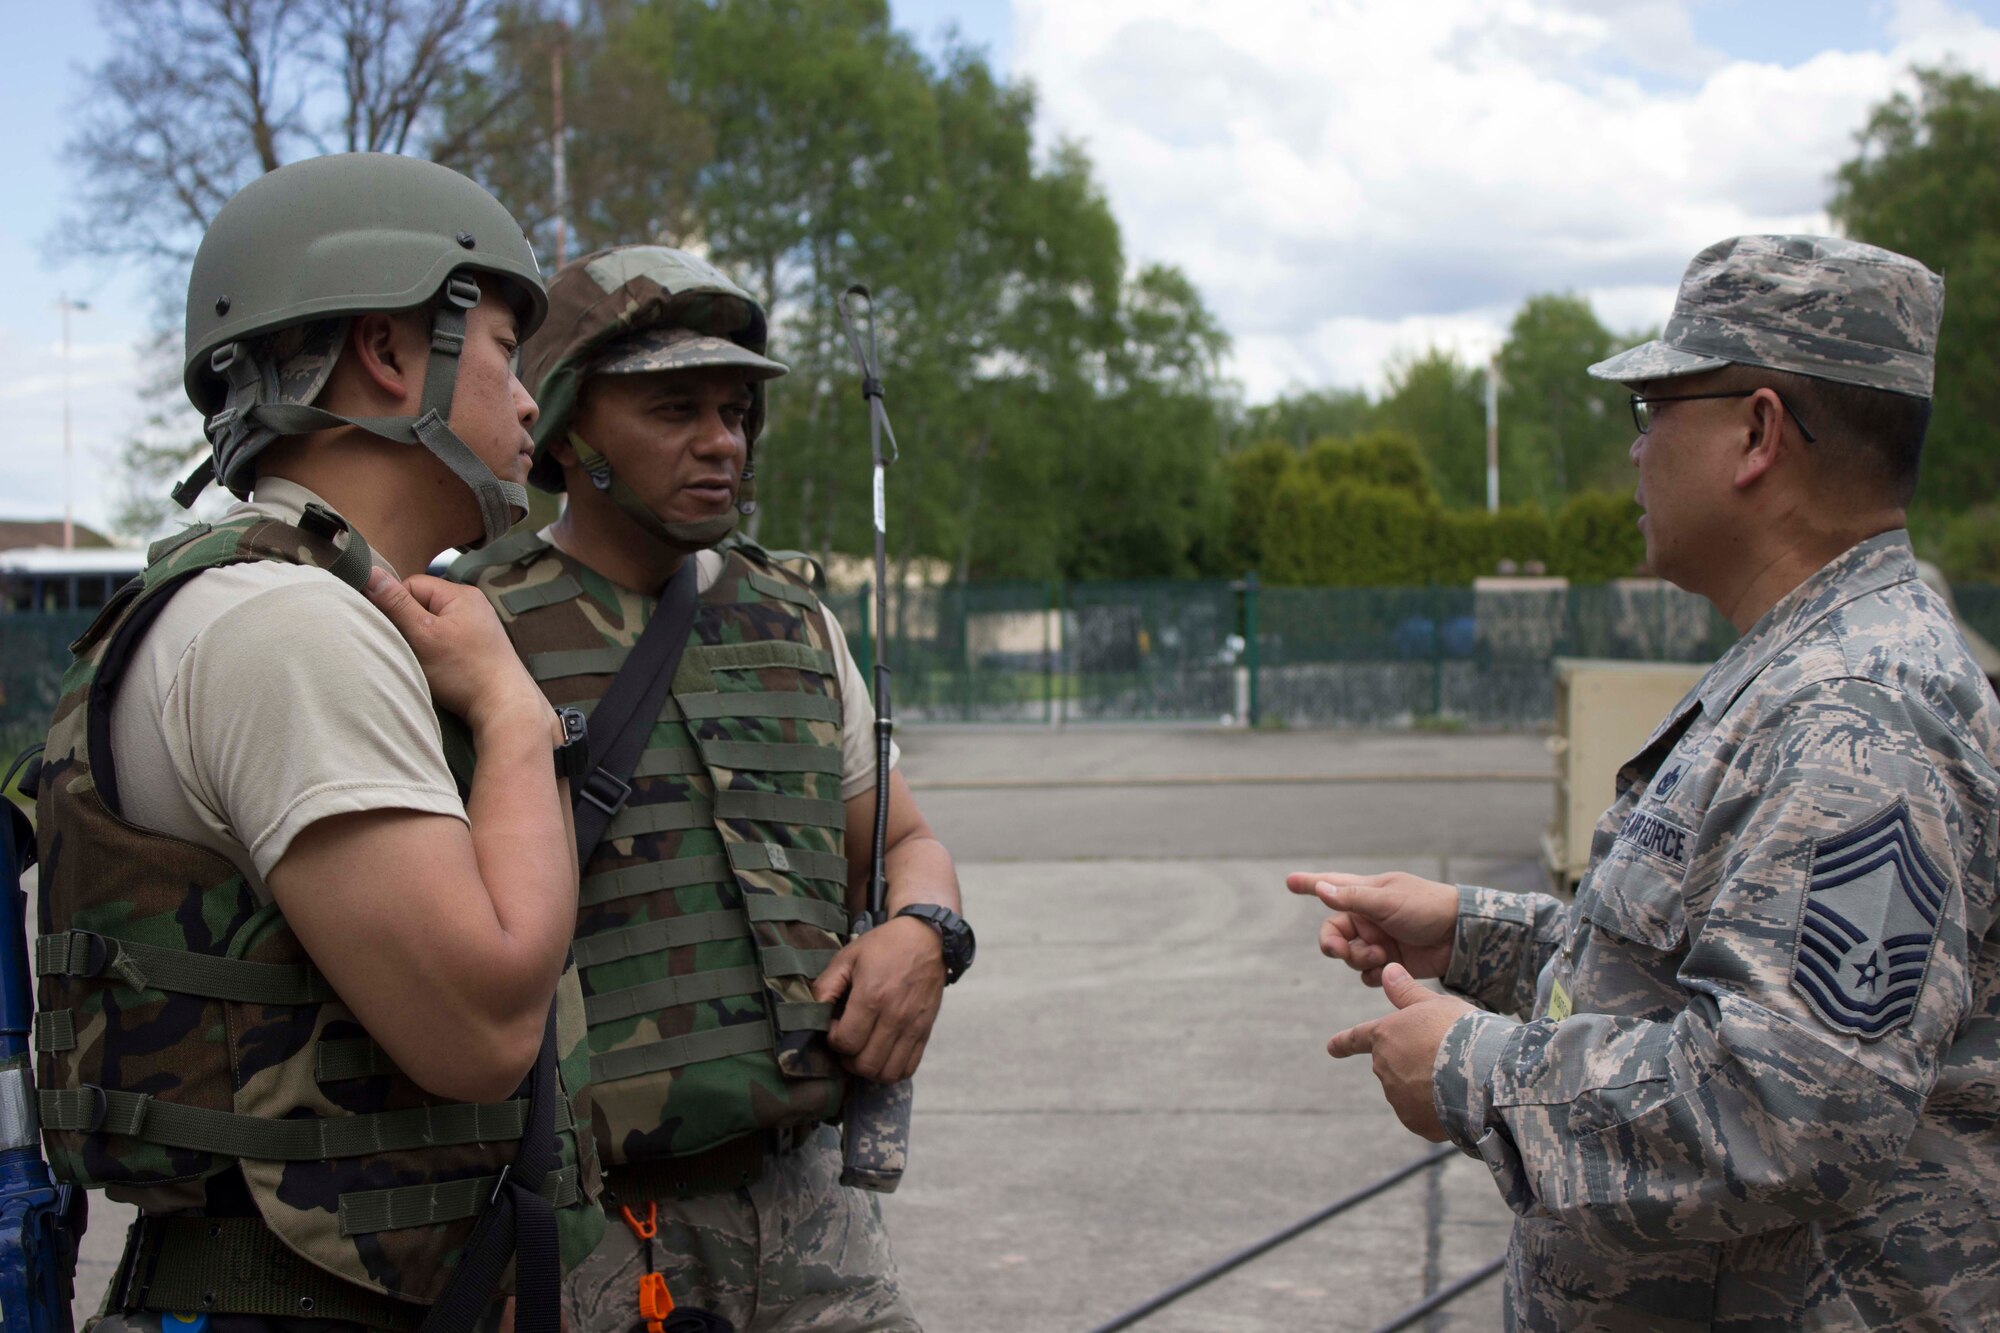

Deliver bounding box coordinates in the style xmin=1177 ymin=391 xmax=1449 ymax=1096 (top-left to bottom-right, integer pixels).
xmin=1629 ymin=390 xmax=1816 ymax=443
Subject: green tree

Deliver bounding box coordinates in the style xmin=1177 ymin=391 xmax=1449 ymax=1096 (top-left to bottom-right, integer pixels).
xmin=447 ymin=0 xmax=1228 ymax=583
xmin=1831 ymin=67 xmax=2000 ymax=514
xmin=1260 ymin=476 xmax=1434 ymax=587
xmin=1219 ymin=440 xmax=1291 ymax=574
xmin=1498 ymin=294 xmax=1631 ymax=508
xmin=1550 ymin=491 xmax=1646 ymax=581
xmin=63 ymin=0 xmax=528 ymax=539
xmin=1302 ymin=430 xmax=1435 ymax=505
xmin=1377 ymin=347 xmax=1487 ymax=508
xmin=1236 ymin=388 xmax=1375 ymax=449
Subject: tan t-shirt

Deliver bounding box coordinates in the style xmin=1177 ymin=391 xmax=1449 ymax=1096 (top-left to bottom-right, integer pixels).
xmin=111 ymin=500 xmax=888 ymax=909
xmin=111 ymin=479 xmax=466 ymax=903
xmin=633 ymin=545 xmax=894 ymax=802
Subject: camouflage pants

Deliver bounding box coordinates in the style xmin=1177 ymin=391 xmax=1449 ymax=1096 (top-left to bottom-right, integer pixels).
xmin=569 ymin=1128 xmax=918 ymax=1333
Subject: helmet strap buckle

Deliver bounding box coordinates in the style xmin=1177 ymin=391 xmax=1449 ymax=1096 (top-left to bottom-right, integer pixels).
xmin=445 ymin=275 xmax=482 ymax=310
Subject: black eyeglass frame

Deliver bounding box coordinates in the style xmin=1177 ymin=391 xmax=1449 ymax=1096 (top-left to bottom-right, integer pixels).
xmin=1628 ymin=390 xmax=1816 ymax=443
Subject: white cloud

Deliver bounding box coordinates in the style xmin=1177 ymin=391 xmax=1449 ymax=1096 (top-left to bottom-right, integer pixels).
xmin=1014 ymin=0 xmax=2000 ymax=402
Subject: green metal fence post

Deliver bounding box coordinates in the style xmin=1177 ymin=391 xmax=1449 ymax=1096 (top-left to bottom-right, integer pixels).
xmin=1055 ymin=578 xmax=1067 ymax=729
xmin=1043 ymin=580 xmax=1055 ymax=727
xmin=1244 ymin=572 xmax=1261 ymax=728
xmin=1430 ymin=583 xmax=1445 ymax=719
xmin=951 ymin=586 xmax=966 ymax=722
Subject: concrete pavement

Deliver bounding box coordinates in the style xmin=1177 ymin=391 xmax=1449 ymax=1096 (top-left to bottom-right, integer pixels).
xmin=59 ymin=728 xmax=1558 ymax=1330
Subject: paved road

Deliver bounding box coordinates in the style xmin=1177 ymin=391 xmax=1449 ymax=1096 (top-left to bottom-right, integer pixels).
xmin=880 ymin=730 xmax=1552 ymax=1331
xmin=62 ymin=728 xmax=1559 ymax=1331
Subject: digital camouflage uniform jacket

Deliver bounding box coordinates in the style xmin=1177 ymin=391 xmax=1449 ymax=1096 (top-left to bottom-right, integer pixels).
xmin=1434 ymin=532 xmax=2000 ymax=1331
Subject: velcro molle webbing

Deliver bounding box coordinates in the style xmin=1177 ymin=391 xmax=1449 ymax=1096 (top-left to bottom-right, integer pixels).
xmin=571 ymin=909 xmax=749 ymax=969
xmin=500 ymin=576 xmax=585 ymax=615
xmin=743 ymin=571 xmax=820 ymax=609
xmin=684 ymin=641 xmax=835 ymax=678
xmin=315 ymin=1038 xmax=398 ymax=1083
xmin=39 ymin=1086 xmax=572 ymax=1159
xmin=699 ymin=740 xmax=842 ymax=775
xmin=579 ymin=854 xmax=732 ymax=908
xmin=756 ymin=946 xmax=841 ymax=979
xmin=774 ymin=1001 xmax=835 ymax=1032
xmin=604 ymin=800 xmax=715 ymax=841
xmin=34 ymin=1010 xmax=75 ymax=1053
xmin=728 ymin=841 xmax=848 ymax=885
xmin=338 ymin=1165 xmax=583 ymax=1236
xmin=742 ymin=893 xmax=850 ymax=934
xmin=584 ymin=966 xmax=764 ymax=1026
xmin=36 ymin=932 xmax=335 ymax=1004
xmin=122 ymin=1216 xmax=427 ymax=1331
xmin=678 ymin=691 xmax=843 ymax=724
xmin=715 ymin=789 xmax=846 ymax=829
xmin=588 ymin=1023 xmax=772 ymax=1084
xmin=632 ymin=747 xmax=706 ymax=778
xmin=530 ymin=646 xmax=630 ymax=681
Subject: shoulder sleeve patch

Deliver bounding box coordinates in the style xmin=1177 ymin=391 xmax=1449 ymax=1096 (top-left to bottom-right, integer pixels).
xmin=1792 ymin=799 xmax=1945 ymax=1041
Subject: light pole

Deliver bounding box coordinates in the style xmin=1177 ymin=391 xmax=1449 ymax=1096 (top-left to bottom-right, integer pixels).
xmin=1485 ymin=349 xmax=1500 ymax=514
xmin=56 ymin=294 xmax=90 ymax=549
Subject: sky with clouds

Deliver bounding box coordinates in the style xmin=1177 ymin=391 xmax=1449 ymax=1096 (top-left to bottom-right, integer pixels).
xmin=6 ymin=1 xmax=2000 ymax=537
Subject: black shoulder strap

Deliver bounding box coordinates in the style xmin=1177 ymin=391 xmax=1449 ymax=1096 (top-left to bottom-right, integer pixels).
xmin=418 ymin=1003 xmax=562 ymax=1333
xmin=571 ymin=558 xmax=701 ymax=866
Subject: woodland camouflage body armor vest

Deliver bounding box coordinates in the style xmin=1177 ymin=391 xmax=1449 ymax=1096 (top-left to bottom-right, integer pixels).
xmin=457 ymin=534 xmax=850 ymax=1167
xmin=33 ymin=513 xmax=603 ymax=1308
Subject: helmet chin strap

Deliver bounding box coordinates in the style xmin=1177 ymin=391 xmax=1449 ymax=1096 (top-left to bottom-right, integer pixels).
xmin=566 ymin=430 xmax=744 ymax=556
xmin=184 ymin=276 xmax=528 ymax=549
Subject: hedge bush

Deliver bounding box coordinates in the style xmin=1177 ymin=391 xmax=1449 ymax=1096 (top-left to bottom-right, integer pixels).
xmin=1257 ymin=465 xmax=1643 ymax=587
xmin=1549 ymin=490 xmax=1646 ymax=581
xmin=1937 ymin=505 xmax=2000 ymax=583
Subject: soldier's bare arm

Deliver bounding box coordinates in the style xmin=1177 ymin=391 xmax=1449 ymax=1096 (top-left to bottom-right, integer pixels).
xmin=1432 ymin=679 xmax=1994 ymax=1247
xmin=812 ymin=770 xmax=960 ymax=1084
xmin=267 ymin=570 xmax=578 ymax=1105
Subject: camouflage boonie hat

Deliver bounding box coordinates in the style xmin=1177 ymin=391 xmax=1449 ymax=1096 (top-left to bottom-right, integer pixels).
xmin=522 ymin=244 xmax=779 ymax=493
xmin=592 ymin=325 xmax=787 ymax=381
xmin=1589 ymin=235 xmax=1945 ymax=398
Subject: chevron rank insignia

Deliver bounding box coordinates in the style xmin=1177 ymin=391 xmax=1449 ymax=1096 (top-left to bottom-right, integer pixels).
xmin=1793 ymin=802 xmax=1944 ymax=1041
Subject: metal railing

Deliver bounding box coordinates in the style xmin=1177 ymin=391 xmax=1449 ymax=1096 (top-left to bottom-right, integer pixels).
xmin=1085 ymin=1145 xmax=1503 ymax=1333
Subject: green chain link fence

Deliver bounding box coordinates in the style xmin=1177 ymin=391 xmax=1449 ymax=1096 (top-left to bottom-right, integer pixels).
xmin=1 ymin=612 xmax=93 ymax=762
xmin=826 ymin=576 xmax=1747 ymax=729
xmin=22 ymin=574 xmax=1994 ymax=750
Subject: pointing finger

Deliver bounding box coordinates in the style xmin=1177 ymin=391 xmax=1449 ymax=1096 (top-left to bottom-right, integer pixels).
xmin=1328 ymin=1018 xmax=1380 ymax=1059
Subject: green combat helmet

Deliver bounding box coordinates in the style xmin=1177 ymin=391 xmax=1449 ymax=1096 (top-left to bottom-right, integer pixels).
xmin=520 ymin=244 xmax=786 ymax=553
xmin=179 ymin=152 xmax=549 ymax=547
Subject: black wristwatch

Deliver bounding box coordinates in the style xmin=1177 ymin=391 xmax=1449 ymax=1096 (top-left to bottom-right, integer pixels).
xmin=896 ymin=904 xmax=975 ymax=984
xmin=553 ymin=707 xmax=590 ymax=782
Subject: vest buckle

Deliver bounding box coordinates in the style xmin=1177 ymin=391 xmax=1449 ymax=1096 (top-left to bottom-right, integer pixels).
xmin=578 ymin=770 xmax=632 ymax=818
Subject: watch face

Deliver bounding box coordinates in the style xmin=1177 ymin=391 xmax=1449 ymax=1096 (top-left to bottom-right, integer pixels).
xmin=904 ymin=905 xmax=974 ymax=980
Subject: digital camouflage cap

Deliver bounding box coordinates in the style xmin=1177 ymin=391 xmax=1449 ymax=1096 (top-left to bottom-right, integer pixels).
xmin=1589 ymin=235 xmax=1945 ymax=399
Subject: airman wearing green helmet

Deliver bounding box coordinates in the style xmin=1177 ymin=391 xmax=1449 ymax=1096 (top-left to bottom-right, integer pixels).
xmin=34 ymin=153 xmax=605 ymax=1333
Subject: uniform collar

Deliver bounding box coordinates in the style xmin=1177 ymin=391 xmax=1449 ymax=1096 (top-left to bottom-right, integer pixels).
xmin=1694 ymin=529 xmax=1916 ymax=717
xmin=236 ymin=477 xmax=401 ymax=579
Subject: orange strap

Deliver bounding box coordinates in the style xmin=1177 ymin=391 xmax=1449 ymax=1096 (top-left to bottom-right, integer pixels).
xmin=620 ymin=1201 xmax=659 ymax=1241
xmin=638 ymin=1272 xmax=675 ymax=1333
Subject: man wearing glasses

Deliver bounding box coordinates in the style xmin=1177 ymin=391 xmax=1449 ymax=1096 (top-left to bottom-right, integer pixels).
xmin=1293 ymin=235 xmax=2000 ymax=1328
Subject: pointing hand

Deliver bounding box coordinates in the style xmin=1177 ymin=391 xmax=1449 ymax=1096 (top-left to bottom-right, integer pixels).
xmin=1325 ymin=963 xmax=1473 ymax=1142
xmin=1286 ymin=869 xmax=1458 ymax=986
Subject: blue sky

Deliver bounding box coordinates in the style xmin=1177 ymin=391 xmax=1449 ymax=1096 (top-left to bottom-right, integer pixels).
xmin=7 ymin=1 xmax=2000 ymax=535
